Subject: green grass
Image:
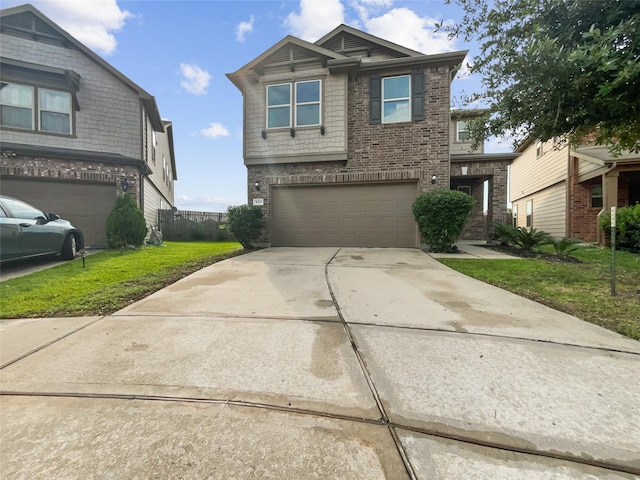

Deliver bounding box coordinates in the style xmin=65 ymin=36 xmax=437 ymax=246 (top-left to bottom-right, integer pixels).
xmin=439 ymin=246 xmax=640 ymax=340
xmin=0 ymin=242 xmax=242 ymax=318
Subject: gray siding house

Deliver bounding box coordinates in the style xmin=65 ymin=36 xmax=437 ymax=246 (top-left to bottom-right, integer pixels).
xmin=228 ymin=25 xmax=514 ymax=247
xmin=0 ymin=4 xmax=177 ymax=246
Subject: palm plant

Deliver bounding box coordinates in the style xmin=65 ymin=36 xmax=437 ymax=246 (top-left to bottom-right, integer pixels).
xmin=512 ymin=227 xmax=552 ymax=251
xmin=550 ymin=237 xmax=582 ymax=256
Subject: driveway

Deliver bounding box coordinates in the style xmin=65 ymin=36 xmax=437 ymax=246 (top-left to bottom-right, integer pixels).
xmin=1 ymin=247 xmax=639 ymax=479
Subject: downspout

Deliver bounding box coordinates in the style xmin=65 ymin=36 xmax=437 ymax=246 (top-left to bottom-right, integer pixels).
xmin=566 ymin=146 xmax=572 ymax=238
xmin=596 ymin=161 xmax=618 ymax=244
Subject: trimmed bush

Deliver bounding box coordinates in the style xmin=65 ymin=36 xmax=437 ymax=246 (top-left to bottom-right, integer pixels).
xmin=105 ymin=193 xmax=147 ymax=249
xmin=599 ymin=204 xmax=640 ymax=250
xmin=225 ymin=205 xmax=263 ymax=249
xmin=412 ymin=189 xmax=474 ymax=252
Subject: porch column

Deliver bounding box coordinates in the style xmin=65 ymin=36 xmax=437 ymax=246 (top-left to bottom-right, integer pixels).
xmin=603 ymin=169 xmax=619 ymax=211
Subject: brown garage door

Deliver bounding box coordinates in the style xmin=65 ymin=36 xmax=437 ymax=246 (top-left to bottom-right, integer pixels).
xmin=271 ymin=182 xmax=418 ymax=247
xmin=1 ymin=178 xmax=115 ymax=247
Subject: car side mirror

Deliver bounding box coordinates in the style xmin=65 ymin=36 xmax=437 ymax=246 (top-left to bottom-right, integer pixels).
xmin=47 ymin=213 xmax=60 ymax=221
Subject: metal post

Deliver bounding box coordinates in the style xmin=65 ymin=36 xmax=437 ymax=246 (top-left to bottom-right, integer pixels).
xmin=611 ymin=206 xmax=616 ymax=297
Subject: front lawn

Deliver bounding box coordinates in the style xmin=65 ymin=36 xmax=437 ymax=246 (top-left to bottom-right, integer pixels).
xmin=0 ymin=242 xmax=242 ymax=319
xmin=439 ymin=246 xmax=640 ymax=340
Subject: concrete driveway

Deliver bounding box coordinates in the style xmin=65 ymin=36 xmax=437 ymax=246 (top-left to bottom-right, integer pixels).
xmin=1 ymin=247 xmax=639 ymax=479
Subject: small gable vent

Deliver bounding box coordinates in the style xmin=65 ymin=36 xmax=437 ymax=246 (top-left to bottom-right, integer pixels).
xmin=323 ymin=37 xmax=342 ymax=52
xmin=342 ymin=34 xmax=367 ymax=50
xmin=2 ymin=11 xmax=68 ymax=47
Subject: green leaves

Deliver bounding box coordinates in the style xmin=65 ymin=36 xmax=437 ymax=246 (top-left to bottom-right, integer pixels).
xmin=446 ymin=0 xmax=640 ymax=153
xmin=105 ymin=193 xmax=147 ymax=249
xmin=412 ymin=189 xmax=474 ymax=252
xmin=225 ymin=205 xmax=263 ymax=249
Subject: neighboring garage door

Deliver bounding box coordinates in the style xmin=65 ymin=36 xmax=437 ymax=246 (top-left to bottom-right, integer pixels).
xmin=271 ymin=182 xmax=418 ymax=247
xmin=1 ymin=178 xmax=115 ymax=247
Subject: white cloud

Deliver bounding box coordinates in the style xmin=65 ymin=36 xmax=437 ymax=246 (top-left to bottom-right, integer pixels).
xmin=180 ymin=63 xmax=212 ymax=95
xmin=285 ymin=0 xmax=345 ymax=42
xmin=236 ymin=15 xmax=255 ymax=43
xmin=200 ymin=122 xmax=230 ymax=138
xmin=18 ymin=0 xmax=132 ymax=55
xmin=364 ymin=7 xmax=456 ymax=55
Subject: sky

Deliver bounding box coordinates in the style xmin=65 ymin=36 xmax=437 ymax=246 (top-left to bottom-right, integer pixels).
xmin=3 ymin=0 xmax=511 ymax=212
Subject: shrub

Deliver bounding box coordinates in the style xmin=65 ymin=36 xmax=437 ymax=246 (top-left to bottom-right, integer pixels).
xmin=617 ymin=204 xmax=640 ymax=250
xmin=492 ymin=223 xmax=518 ymax=246
xmin=105 ymin=193 xmax=147 ymax=249
xmin=550 ymin=237 xmax=581 ymax=256
xmin=412 ymin=189 xmax=474 ymax=252
xmin=225 ymin=205 xmax=263 ymax=249
xmin=512 ymin=227 xmax=552 ymax=251
xmin=599 ymin=204 xmax=640 ymax=250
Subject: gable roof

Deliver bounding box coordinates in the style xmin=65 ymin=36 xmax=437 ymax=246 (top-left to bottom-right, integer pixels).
xmin=228 ymin=25 xmax=468 ymax=91
xmin=315 ymin=24 xmax=424 ymax=58
xmin=227 ymin=35 xmax=347 ymax=90
xmin=0 ymin=3 xmax=164 ymax=132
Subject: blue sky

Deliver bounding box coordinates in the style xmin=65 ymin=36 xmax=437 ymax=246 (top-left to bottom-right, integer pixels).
xmin=4 ymin=0 xmax=510 ymax=212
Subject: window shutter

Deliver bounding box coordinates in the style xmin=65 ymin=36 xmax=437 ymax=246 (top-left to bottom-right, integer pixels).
xmin=411 ymin=70 xmax=424 ymax=122
xmin=369 ymin=76 xmax=381 ymax=125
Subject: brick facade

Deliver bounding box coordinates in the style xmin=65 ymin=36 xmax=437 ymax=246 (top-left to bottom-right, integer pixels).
xmin=230 ymin=25 xmax=513 ymax=246
xmin=1 ymin=154 xmax=140 ymax=201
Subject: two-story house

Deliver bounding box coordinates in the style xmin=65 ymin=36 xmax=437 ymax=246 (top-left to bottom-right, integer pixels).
xmin=228 ymin=25 xmax=515 ymax=247
xmin=0 ymin=4 xmax=177 ymax=247
xmin=511 ymin=136 xmax=640 ymax=243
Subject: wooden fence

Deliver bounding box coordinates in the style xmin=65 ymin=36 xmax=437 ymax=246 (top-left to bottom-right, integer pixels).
xmin=157 ymin=209 xmax=232 ymax=241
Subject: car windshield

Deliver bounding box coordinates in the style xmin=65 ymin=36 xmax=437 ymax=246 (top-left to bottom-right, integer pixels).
xmin=2 ymin=197 xmax=46 ymax=220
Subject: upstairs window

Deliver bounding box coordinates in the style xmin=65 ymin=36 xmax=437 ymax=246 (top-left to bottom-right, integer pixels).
xmin=382 ymin=75 xmax=410 ymax=123
xmin=457 ymin=120 xmax=471 ymax=141
xmin=39 ymin=88 xmax=71 ymax=134
xmin=0 ymin=83 xmax=34 ymax=130
xmin=267 ymin=83 xmax=291 ymax=129
xmin=369 ymin=71 xmax=424 ymax=124
xmin=0 ymin=82 xmax=72 ymax=135
xmin=267 ymin=80 xmax=322 ymax=129
xmin=295 ymin=80 xmax=321 ymax=126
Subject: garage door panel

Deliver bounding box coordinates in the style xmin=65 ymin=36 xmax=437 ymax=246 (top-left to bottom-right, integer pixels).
xmin=271 ymin=183 xmax=418 ymax=247
xmin=1 ymin=178 xmax=115 ymax=247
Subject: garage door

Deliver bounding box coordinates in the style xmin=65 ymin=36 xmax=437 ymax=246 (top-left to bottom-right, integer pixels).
xmin=271 ymin=182 xmax=418 ymax=247
xmin=1 ymin=178 xmax=115 ymax=247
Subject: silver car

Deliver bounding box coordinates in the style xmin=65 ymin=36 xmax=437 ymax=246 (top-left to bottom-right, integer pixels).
xmin=0 ymin=195 xmax=84 ymax=264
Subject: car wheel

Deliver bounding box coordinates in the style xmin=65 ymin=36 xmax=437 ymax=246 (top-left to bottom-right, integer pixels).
xmin=61 ymin=234 xmax=77 ymax=260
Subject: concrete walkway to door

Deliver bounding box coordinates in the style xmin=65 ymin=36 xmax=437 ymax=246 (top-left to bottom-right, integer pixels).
xmin=1 ymin=248 xmax=639 ymax=479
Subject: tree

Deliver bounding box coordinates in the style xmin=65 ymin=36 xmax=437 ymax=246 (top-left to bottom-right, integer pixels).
xmin=225 ymin=205 xmax=263 ymax=249
xmin=412 ymin=189 xmax=474 ymax=252
xmin=443 ymin=0 xmax=640 ymax=153
xmin=105 ymin=193 xmax=147 ymax=249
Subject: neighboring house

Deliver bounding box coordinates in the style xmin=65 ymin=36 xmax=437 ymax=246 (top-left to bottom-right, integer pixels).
xmin=228 ymin=24 xmax=515 ymax=247
xmin=0 ymin=4 xmax=177 ymax=247
xmin=510 ymin=136 xmax=640 ymax=242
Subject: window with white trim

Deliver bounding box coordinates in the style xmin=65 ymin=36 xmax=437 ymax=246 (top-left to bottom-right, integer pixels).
xmin=382 ymin=75 xmax=410 ymax=123
xmin=591 ymin=184 xmax=603 ymax=208
xmin=0 ymin=82 xmax=72 ymax=134
xmin=512 ymin=204 xmax=518 ymax=227
xmin=456 ymin=120 xmax=471 ymax=141
xmin=266 ymin=80 xmax=322 ymax=129
xmin=0 ymin=83 xmax=34 ymax=130
xmin=526 ymin=200 xmax=533 ymax=227
xmin=295 ymin=80 xmax=320 ymax=126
